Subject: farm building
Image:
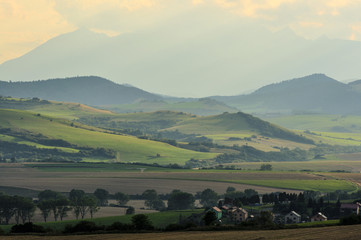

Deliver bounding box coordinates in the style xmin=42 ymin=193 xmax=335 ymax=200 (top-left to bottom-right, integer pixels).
xmin=311 ymin=212 xmax=327 ymax=222
xmin=340 ymin=202 xmax=361 ymax=216
xmin=209 ymin=206 xmax=222 ymax=220
xmin=285 ymin=211 xmax=301 ymax=224
xmin=231 ymin=207 xmax=248 ymax=223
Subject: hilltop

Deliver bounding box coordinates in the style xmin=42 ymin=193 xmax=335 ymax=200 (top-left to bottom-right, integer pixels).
xmin=212 ymin=74 xmax=361 ymax=115
xmin=0 ymin=77 xmax=236 ymax=116
xmin=0 ymin=76 xmax=161 ymax=106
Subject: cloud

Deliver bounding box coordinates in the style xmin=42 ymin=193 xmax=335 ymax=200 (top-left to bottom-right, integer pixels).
xmin=1 ymin=0 xmax=361 ymax=64
xmin=0 ymin=0 xmax=75 ymax=63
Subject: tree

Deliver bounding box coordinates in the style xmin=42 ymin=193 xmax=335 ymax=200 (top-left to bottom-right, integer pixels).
xmin=260 ymin=164 xmax=272 ymax=171
xmin=167 ymin=190 xmax=195 ymax=210
xmin=87 ymin=196 xmax=99 ymax=219
xmin=244 ymin=189 xmax=259 ymax=198
xmin=94 ymin=188 xmax=109 ymax=206
xmin=203 ymin=211 xmax=217 ymax=226
xmin=69 ymin=189 xmax=86 ymax=220
xmin=142 ymin=189 xmax=164 ymax=210
xmin=114 ymin=192 xmax=129 ymax=206
xmin=37 ymin=200 xmax=52 ymax=222
xmin=126 ymin=206 xmax=135 ymax=215
xmin=200 ymin=188 xmax=218 ymax=208
xmin=55 ymin=197 xmax=71 ymax=221
xmin=226 ymin=186 xmax=236 ymax=193
xmin=131 ymin=214 xmax=154 ymax=230
xmin=0 ymin=194 xmax=16 ymax=224
xmin=38 ymin=190 xmax=69 ymax=221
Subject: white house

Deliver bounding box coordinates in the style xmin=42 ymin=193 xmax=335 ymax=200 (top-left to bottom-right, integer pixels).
xmin=285 ymin=211 xmax=301 ymax=224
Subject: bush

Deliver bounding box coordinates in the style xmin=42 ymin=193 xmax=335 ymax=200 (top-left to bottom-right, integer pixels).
xmin=131 ymin=214 xmax=154 ymax=230
xmin=0 ymin=227 xmax=4 ymax=235
xmin=165 ymin=223 xmax=185 ymax=231
xmin=340 ymin=214 xmax=361 ymax=225
xmin=106 ymin=221 xmax=134 ymax=231
xmin=10 ymin=222 xmax=45 ymax=233
xmin=63 ymin=221 xmax=103 ymax=233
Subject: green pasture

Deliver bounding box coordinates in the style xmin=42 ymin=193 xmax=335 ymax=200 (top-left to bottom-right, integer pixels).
xmin=231 ymin=179 xmax=356 ymax=192
xmin=0 ymin=97 xmax=112 ymax=120
xmin=222 ymin=160 xmax=361 ymax=172
xmin=0 ymin=133 xmax=80 ymax=153
xmin=0 ymin=209 xmax=203 ymax=233
xmin=0 ymin=109 xmax=218 ymax=164
xmin=265 ymin=114 xmax=361 ymax=133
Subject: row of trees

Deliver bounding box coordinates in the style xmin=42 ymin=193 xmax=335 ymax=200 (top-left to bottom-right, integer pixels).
xmin=0 ymin=193 xmax=35 ymax=225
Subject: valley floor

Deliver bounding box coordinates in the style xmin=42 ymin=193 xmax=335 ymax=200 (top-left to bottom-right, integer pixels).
xmin=2 ymin=224 xmax=361 ymax=240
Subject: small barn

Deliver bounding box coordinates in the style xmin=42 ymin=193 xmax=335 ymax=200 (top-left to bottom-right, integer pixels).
xmin=285 ymin=211 xmax=301 ymax=224
xmin=311 ymin=212 xmax=327 ymax=222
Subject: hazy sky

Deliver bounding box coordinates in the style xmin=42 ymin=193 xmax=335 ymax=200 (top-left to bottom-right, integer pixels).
xmin=1 ymin=0 xmax=361 ymax=64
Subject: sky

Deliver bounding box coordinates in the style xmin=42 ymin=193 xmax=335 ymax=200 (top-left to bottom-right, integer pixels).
xmin=1 ymin=0 xmax=361 ymax=65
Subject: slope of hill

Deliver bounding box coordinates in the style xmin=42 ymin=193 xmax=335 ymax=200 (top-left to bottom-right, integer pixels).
xmin=0 ymin=76 xmax=162 ymax=106
xmin=164 ymin=112 xmax=313 ymax=144
xmin=0 ymin=96 xmax=112 ymax=120
xmin=103 ymin=98 xmax=238 ymax=116
xmin=212 ymin=74 xmax=361 ymax=115
xmin=0 ymin=109 xmax=217 ymax=164
xmin=0 ymin=77 xmax=237 ymax=116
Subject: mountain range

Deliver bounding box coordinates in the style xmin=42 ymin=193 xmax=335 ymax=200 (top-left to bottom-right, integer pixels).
xmin=212 ymin=74 xmax=361 ymax=115
xmin=2 ymin=74 xmax=361 ymax=116
xmin=0 ymin=24 xmax=361 ymax=97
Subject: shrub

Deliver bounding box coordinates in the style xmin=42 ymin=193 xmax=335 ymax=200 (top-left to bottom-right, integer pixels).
xmin=340 ymin=214 xmax=361 ymax=225
xmin=0 ymin=227 xmax=4 ymax=235
xmin=106 ymin=221 xmax=134 ymax=231
xmin=63 ymin=221 xmax=103 ymax=233
xmin=131 ymin=214 xmax=154 ymax=230
xmin=10 ymin=222 xmax=45 ymax=233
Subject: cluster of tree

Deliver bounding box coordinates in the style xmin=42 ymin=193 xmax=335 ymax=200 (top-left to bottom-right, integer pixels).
xmin=271 ymin=191 xmax=342 ymax=220
xmin=77 ymin=116 xmax=176 ymax=134
xmin=325 ymin=189 xmax=361 ymax=201
xmin=0 ymin=193 xmax=35 ymax=225
xmin=223 ymin=188 xmax=260 ymax=206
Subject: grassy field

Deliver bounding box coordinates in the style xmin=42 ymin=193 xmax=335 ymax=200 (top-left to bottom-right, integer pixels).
xmin=229 ymin=179 xmax=356 ymax=192
xmin=0 ymin=109 xmax=218 ymax=164
xmin=0 ymin=209 xmax=203 ymax=233
xmin=0 ymin=97 xmax=113 ymax=120
xmin=102 ymin=98 xmax=237 ymax=116
xmin=2 ymin=224 xmax=361 ymax=240
xmin=264 ymin=114 xmax=361 ymax=133
xmin=222 ymin=159 xmax=361 ymax=172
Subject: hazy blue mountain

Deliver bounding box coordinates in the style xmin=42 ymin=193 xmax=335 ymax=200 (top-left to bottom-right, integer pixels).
xmin=0 ymin=76 xmax=162 ymax=106
xmin=1 ymin=17 xmax=361 ymax=97
xmin=212 ymin=74 xmax=361 ymax=115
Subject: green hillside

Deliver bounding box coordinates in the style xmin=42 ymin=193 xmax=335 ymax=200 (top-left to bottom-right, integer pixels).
xmin=104 ymin=98 xmax=238 ymax=116
xmin=0 ymin=97 xmax=112 ymax=120
xmin=264 ymin=114 xmax=361 ymax=133
xmin=0 ymin=109 xmax=217 ymax=164
xmin=165 ymin=112 xmax=313 ymax=144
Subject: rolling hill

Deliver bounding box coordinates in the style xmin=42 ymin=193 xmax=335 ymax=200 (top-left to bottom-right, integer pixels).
xmin=0 ymin=77 xmax=236 ymax=116
xmin=0 ymin=76 xmax=162 ymax=106
xmin=212 ymin=74 xmax=361 ymax=115
xmin=0 ymin=109 xmax=217 ymax=164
